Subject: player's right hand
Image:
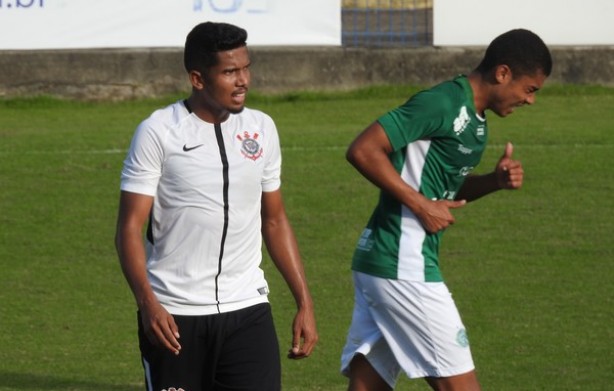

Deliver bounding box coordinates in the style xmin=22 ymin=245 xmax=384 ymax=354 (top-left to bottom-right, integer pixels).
xmin=417 ymin=199 xmax=466 ymax=234
xmin=139 ymin=301 xmax=181 ymax=355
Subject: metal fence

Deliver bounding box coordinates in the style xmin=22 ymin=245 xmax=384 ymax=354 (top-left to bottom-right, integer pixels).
xmin=342 ymin=0 xmax=433 ymax=47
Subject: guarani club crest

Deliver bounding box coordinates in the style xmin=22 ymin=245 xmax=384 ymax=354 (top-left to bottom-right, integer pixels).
xmin=236 ymin=131 xmax=263 ymax=160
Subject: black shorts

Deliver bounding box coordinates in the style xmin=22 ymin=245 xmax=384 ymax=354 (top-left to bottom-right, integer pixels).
xmin=138 ymin=303 xmax=281 ymax=391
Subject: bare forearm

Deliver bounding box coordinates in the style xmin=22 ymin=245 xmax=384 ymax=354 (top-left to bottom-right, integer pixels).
xmin=347 ymin=140 xmax=428 ymax=214
xmin=115 ymin=191 xmax=159 ymax=308
xmin=456 ymin=172 xmax=501 ymax=202
xmin=263 ymin=219 xmax=313 ymax=308
xmin=114 ymin=191 xmax=180 ymax=354
xmin=115 ymin=228 xmax=158 ymax=308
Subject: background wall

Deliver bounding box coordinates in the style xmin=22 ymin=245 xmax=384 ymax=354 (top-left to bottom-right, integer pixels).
xmin=1 ymin=46 xmax=613 ymax=100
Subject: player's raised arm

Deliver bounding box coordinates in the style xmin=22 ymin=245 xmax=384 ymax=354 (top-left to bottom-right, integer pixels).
xmin=457 ymin=142 xmax=524 ymax=202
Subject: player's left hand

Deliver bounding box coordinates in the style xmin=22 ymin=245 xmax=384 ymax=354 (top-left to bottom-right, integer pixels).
xmin=287 ymin=305 xmax=318 ymax=359
xmin=495 ymin=142 xmax=524 ymax=190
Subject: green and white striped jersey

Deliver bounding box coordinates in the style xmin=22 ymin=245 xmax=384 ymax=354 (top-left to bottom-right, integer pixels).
xmin=352 ymin=76 xmax=488 ymax=282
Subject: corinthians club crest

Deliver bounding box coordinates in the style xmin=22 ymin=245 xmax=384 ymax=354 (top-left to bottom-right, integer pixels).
xmin=237 ymin=131 xmax=263 ymax=161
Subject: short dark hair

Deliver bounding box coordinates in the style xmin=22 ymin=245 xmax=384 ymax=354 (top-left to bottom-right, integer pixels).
xmin=183 ymin=22 xmax=248 ymax=73
xmin=475 ymin=29 xmax=552 ymax=78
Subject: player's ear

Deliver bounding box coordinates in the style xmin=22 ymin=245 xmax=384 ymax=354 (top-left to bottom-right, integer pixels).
xmin=188 ymin=70 xmax=205 ymax=90
xmin=494 ymin=64 xmax=512 ymax=84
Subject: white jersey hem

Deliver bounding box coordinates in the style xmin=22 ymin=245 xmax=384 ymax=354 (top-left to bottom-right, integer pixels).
xmin=162 ymin=295 xmax=270 ymax=316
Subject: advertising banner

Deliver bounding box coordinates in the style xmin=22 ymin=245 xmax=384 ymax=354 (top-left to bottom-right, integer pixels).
xmin=434 ymin=0 xmax=614 ymax=46
xmin=0 ymin=0 xmax=341 ymax=50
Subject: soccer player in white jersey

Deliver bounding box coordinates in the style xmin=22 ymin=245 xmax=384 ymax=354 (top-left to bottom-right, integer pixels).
xmin=115 ymin=22 xmax=318 ymax=391
xmin=340 ymin=29 xmax=552 ymax=391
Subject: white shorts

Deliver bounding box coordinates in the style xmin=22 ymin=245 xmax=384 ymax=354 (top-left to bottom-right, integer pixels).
xmin=340 ymin=271 xmax=475 ymax=388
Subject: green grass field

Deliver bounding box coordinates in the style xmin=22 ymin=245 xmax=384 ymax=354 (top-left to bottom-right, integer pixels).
xmin=1 ymin=84 xmax=613 ymax=390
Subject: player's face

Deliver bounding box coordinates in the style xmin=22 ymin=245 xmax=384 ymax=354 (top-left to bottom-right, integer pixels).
xmin=491 ymin=69 xmax=547 ymax=117
xmin=199 ymin=45 xmax=251 ymax=121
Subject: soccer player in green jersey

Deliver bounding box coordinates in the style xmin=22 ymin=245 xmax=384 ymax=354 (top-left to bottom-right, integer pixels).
xmin=340 ymin=29 xmax=552 ymax=391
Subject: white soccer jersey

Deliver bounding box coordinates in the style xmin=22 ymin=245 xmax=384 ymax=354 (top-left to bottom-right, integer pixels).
xmin=120 ymin=100 xmax=281 ymax=316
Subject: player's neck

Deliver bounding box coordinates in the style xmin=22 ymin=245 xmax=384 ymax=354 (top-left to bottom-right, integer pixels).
xmin=467 ymin=71 xmax=489 ymax=116
xmin=186 ymin=95 xmax=230 ymax=124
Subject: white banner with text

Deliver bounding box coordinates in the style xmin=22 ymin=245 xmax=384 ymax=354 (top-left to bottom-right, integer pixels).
xmin=0 ymin=0 xmax=341 ymax=50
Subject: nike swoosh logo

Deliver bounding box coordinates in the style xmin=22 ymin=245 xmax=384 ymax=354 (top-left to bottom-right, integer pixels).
xmin=183 ymin=144 xmax=204 ymax=152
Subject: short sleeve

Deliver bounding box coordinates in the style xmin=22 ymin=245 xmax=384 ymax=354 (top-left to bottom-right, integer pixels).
xmin=260 ymin=114 xmax=282 ymax=193
xmin=378 ymin=89 xmax=455 ymax=151
xmin=120 ymin=120 xmax=164 ymax=196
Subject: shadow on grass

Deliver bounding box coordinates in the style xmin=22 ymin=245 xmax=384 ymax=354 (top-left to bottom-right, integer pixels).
xmin=0 ymin=371 xmax=141 ymax=391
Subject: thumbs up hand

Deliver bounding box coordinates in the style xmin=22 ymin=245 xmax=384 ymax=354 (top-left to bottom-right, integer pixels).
xmin=495 ymin=142 xmax=524 ymax=189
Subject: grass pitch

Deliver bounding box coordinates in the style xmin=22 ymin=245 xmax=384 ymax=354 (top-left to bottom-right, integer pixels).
xmin=0 ymin=84 xmax=613 ymax=390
